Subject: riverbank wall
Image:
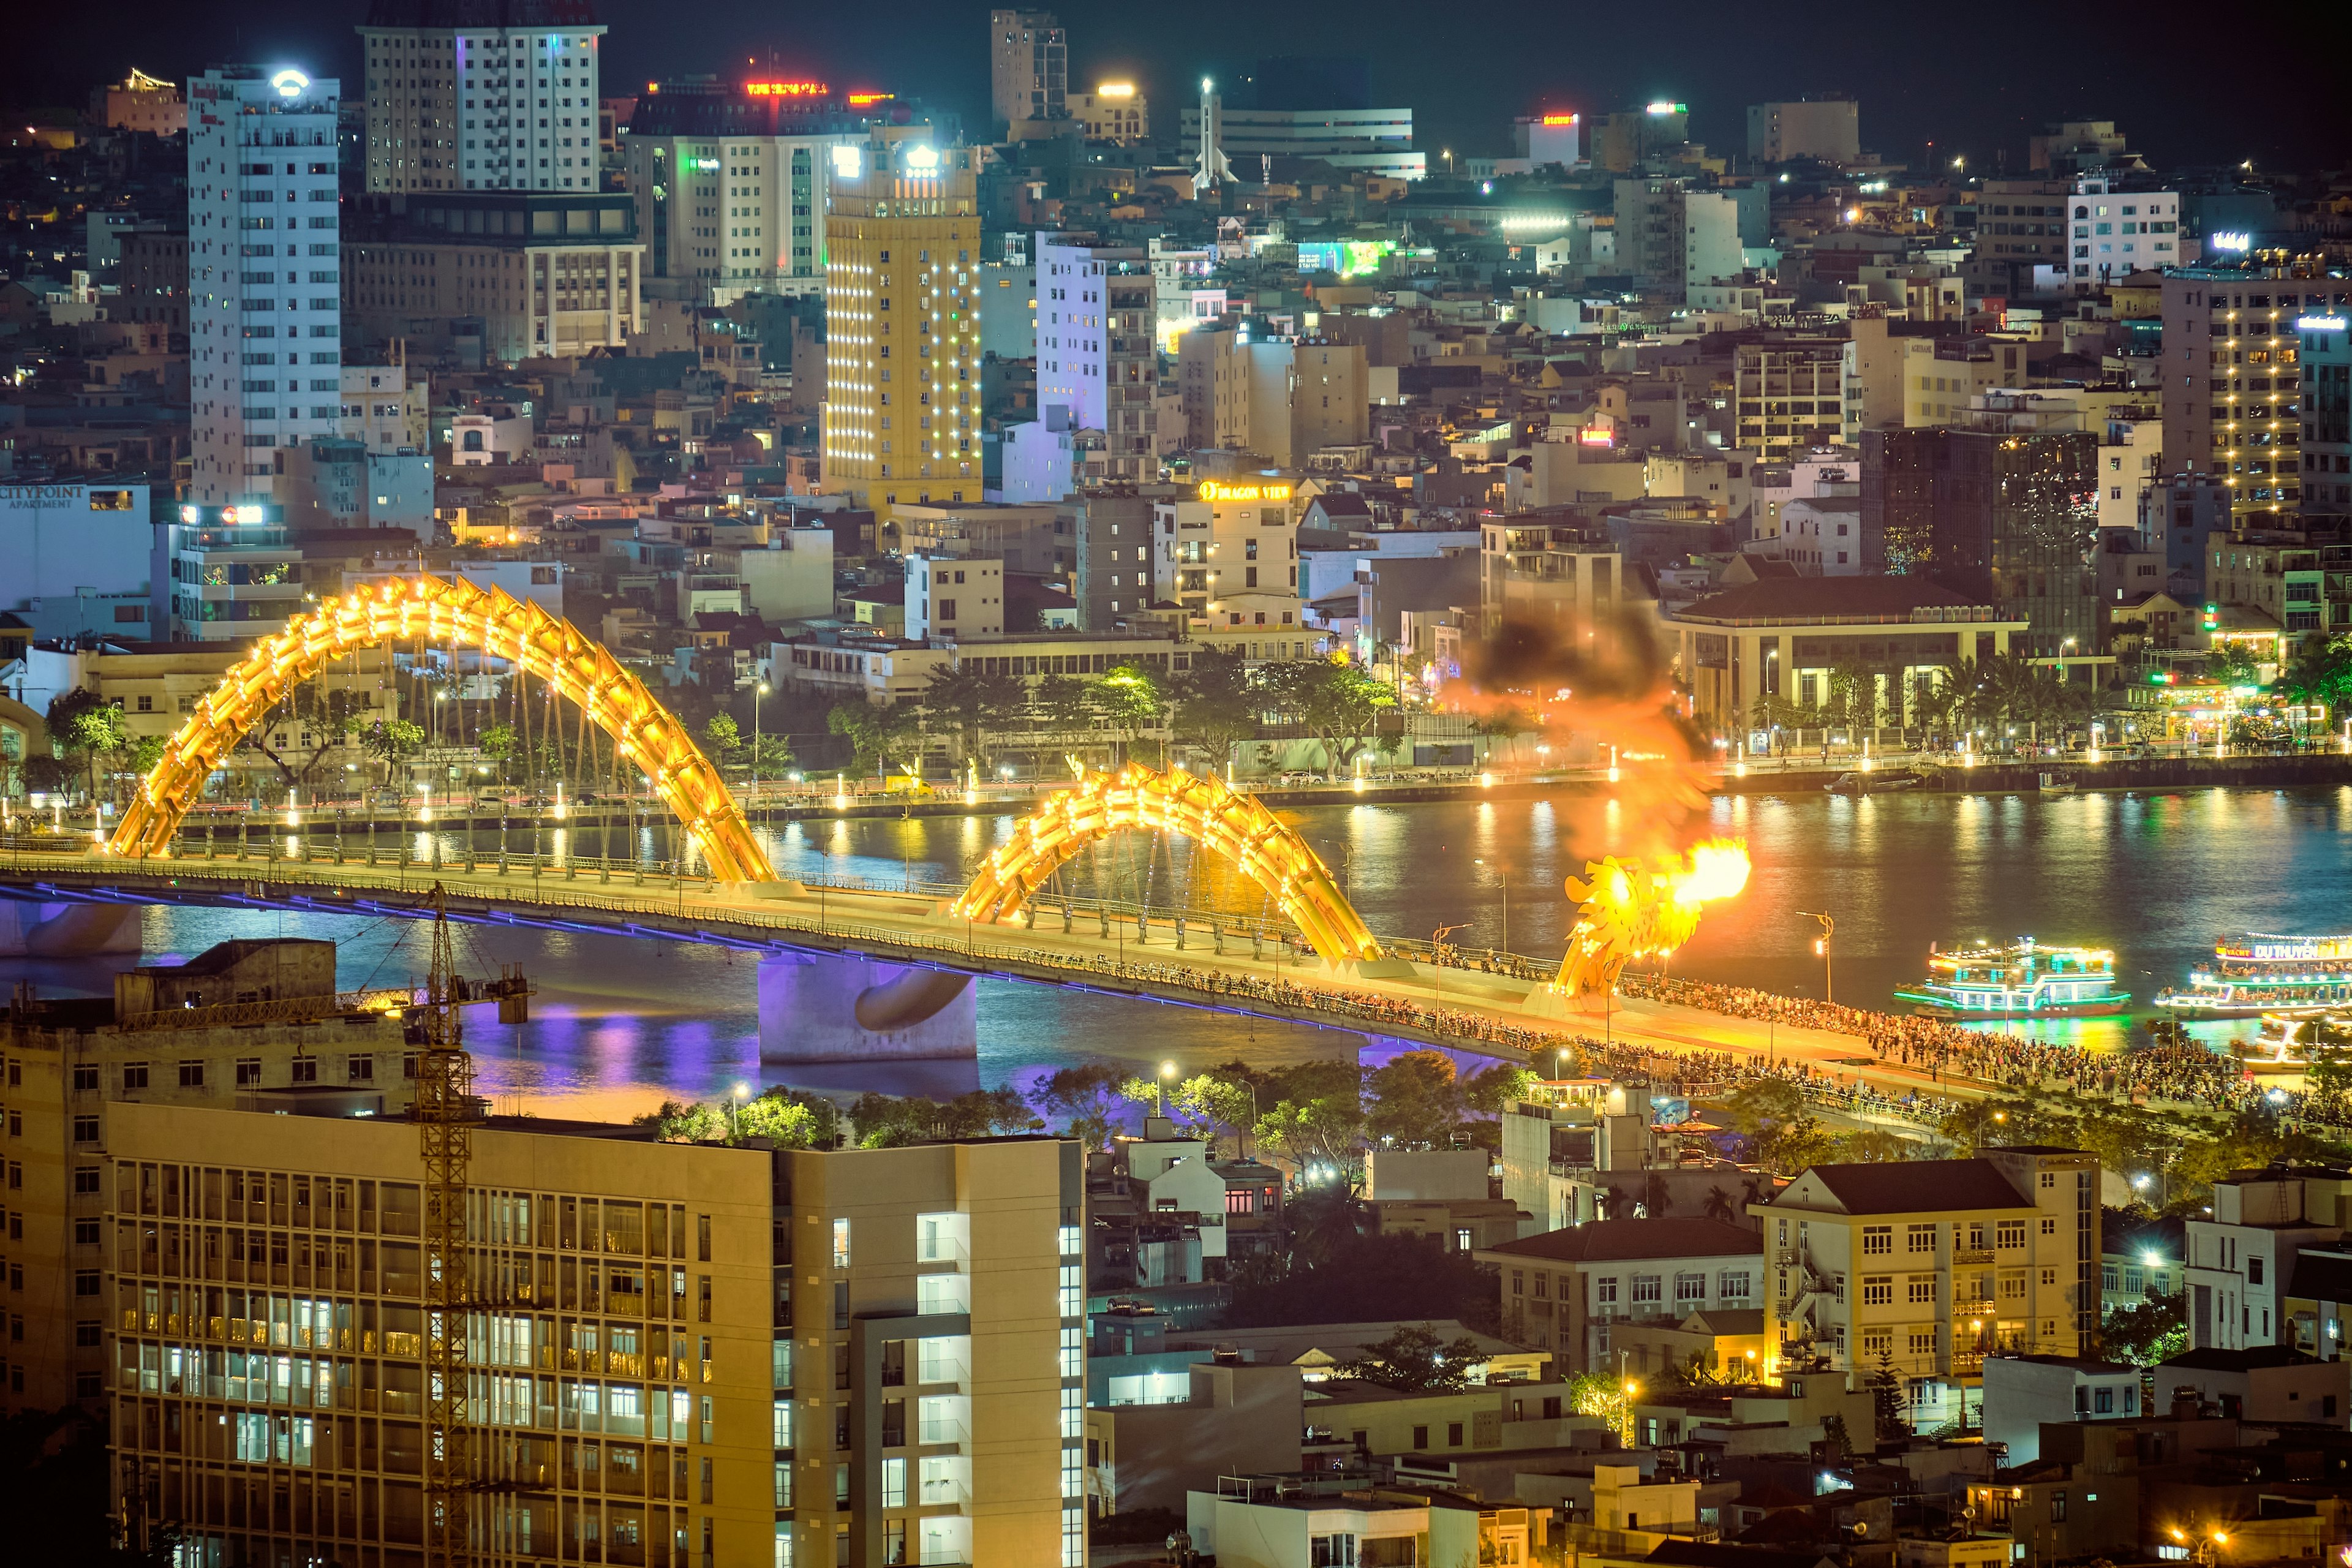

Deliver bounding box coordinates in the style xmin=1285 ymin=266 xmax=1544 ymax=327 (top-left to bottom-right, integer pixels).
xmin=148 ymin=750 xmax=2352 ymax=834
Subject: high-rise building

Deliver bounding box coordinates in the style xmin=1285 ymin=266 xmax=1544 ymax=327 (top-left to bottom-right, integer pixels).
xmin=2160 ymin=264 xmax=2340 ymax=526
xmin=187 ymin=64 xmax=344 ymax=508
xmin=1512 ymin=113 xmax=1584 ymax=170
xmin=1745 ymin=97 xmax=1858 ymax=165
xmin=0 ymin=939 xmax=412 ymax=1416
xmin=1586 ymin=103 xmax=1689 ymax=175
xmin=1861 ymin=424 xmax=2100 ymax=655
xmin=341 ymin=189 xmax=644 ymax=363
xmin=989 ymin=9 xmax=1066 ymax=137
xmin=627 ymin=81 xmax=873 ymax=301
xmin=2028 ymin=119 xmax=2133 ymax=177
xmin=97 ymin=1098 xmax=1088 ymax=1568
xmin=2138 ymin=473 xmax=2235 ymax=595
xmin=820 ymin=141 xmax=982 ymax=514
xmin=2301 ymin=307 xmax=2352 ymax=519
xmin=357 ymin=0 xmax=606 ymax=194
xmin=1175 ymin=102 xmax=1421 ymax=181
xmin=1969 ymin=179 xmax=2069 ymax=295
xmin=91 ymin=68 xmax=188 ymax=137
xmin=1066 ymin=85 xmax=1147 ymax=143
xmin=1174 ymin=324 xmax=1365 ymax=470
xmin=2065 ymin=178 xmax=2180 ymax=292
xmin=1035 ymin=232 xmax=1159 ymax=483
xmin=1066 ymin=490 xmax=1163 ymax=630
xmin=1733 ymin=337 xmax=1847 ymax=457
xmin=1613 ymin=181 xmax=1743 ymax=298
xmin=1152 ymin=481 xmax=1303 ymax=638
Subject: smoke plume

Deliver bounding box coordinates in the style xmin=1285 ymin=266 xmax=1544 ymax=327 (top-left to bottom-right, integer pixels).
xmin=1446 ymin=609 xmax=1719 ymax=859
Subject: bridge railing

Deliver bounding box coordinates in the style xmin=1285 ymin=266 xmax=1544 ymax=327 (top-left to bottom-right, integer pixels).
xmin=4 ymin=831 xmax=1564 ymax=974
xmin=0 ymin=843 xmax=1600 ymax=1061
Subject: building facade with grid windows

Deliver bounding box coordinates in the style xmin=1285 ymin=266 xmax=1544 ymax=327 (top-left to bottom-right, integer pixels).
xmin=98 ymin=1098 xmax=1086 ymax=1567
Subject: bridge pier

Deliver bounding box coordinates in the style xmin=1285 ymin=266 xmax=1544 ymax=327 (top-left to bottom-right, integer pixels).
xmin=0 ymin=900 xmax=142 ymax=957
xmin=757 ymin=952 xmax=978 ymax=1063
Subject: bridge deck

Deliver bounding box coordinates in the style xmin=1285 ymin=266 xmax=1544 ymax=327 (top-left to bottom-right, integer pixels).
xmin=0 ymin=847 xmax=2024 ymax=1111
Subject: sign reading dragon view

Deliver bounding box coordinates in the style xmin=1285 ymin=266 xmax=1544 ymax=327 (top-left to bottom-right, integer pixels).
xmin=1197 ymin=481 xmax=1292 ymax=503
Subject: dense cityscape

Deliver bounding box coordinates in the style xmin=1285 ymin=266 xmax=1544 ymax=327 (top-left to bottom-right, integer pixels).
xmin=4 ymin=5 xmax=2352 ymax=1568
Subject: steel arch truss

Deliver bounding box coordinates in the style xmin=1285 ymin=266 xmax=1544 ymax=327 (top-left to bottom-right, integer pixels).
xmin=102 ymin=575 xmax=776 ymax=882
xmin=950 ymin=763 xmax=1384 ymax=963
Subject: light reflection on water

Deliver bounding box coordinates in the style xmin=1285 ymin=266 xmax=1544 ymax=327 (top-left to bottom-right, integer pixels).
xmin=21 ymin=785 xmax=2350 ymax=1115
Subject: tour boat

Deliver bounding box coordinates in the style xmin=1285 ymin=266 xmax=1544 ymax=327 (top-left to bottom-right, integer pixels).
xmin=2037 ymin=772 xmax=2078 ymax=795
xmin=2152 ymin=933 xmax=2352 ymax=1018
xmin=1892 ymin=938 xmax=2132 ymax=1019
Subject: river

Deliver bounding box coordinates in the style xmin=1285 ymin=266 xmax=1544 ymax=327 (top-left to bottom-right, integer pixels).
xmin=12 ymin=783 xmax=2349 ymax=1120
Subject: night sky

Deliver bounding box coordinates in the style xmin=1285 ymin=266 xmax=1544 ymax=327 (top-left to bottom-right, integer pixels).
xmin=15 ymin=0 xmax=2352 ymax=175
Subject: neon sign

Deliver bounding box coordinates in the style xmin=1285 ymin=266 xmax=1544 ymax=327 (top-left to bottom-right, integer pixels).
xmin=1199 ymin=481 xmax=1293 ymax=503
xmin=846 ymin=92 xmax=894 ymax=107
xmin=1096 ymin=83 xmax=1136 ymax=98
xmin=1540 ymin=113 xmax=1579 ymax=126
xmin=1578 ymin=426 xmax=1615 ymax=447
xmin=270 ymin=69 xmax=309 ymax=99
xmin=2209 ymin=232 xmax=2252 ymax=252
xmin=1645 ymin=101 xmax=1686 ymax=115
xmin=2298 ymin=315 xmax=2346 ymax=332
xmin=830 ymin=145 xmax=862 ymax=178
xmin=746 ymin=81 xmax=827 ymax=97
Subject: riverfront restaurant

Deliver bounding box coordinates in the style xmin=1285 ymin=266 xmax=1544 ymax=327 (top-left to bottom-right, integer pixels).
xmin=1658 ymin=575 xmax=2028 ymax=734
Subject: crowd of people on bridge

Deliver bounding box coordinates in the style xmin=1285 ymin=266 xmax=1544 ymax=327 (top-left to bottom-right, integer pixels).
xmin=1614 ymin=972 xmax=2343 ymax=1126
xmin=952 ymin=909 xmax=2352 ymax=1137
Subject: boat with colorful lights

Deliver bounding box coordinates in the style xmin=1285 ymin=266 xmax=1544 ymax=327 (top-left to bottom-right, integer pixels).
xmin=2152 ymin=933 xmax=2352 ymax=1018
xmin=1892 ymin=938 xmax=2132 ymax=1019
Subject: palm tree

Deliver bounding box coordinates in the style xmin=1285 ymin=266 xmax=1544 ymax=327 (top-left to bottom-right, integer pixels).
xmin=1702 ymin=1186 xmax=1736 ymax=1222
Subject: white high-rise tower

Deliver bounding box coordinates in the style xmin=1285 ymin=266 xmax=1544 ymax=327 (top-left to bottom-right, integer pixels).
xmin=358 ymin=0 xmax=606 ymax=192
xmin=1194 ymin=77 xmax=1235 ymax=189
xmin=187 ymin=65 xmax=343 ymax=507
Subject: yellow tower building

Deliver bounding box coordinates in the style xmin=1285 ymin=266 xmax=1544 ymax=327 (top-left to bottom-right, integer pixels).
xmin=821 ymin=141 xmax=982 ymax=522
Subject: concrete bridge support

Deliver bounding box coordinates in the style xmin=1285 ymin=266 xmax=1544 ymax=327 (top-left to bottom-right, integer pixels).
xmin=0 ymin=900 xmax=143 ymax=957
xmin=756 ymin=951 xmax=978 ymax=1063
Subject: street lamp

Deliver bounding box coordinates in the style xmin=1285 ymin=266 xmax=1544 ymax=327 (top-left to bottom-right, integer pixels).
xmin=729 ymin=1081 xmax=750 ymax=1140
xmin=1797 ymin=910 xmax=1835 ymax=1004
xmin=752 ymin=680 xmax=771 ymax=797
xmin=1474 ymin=857 xmax=1509 ymax=957
xmin=1157 ymin=1059 xmax=1178 ymax=1117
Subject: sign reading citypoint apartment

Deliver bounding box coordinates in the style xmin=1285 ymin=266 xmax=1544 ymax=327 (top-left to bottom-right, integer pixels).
xmin=1198 ymin=481 xmax=1293 ymax=503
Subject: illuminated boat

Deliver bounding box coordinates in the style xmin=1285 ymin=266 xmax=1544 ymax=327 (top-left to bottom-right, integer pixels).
xmin=2152 ymin=933 xmax=2352 ymax=1018
xmin=2230 ymin=1015 xmax=2315 ymax=1075
xmin=1893 ymin=938 xmax=2131 ymax=1018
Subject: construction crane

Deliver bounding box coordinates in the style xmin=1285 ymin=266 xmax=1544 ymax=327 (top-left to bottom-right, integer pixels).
xmin=413 ymin=883 xmax=475 ymax=1568
xmin=411 ymin=883 xmax=530 ymax=1568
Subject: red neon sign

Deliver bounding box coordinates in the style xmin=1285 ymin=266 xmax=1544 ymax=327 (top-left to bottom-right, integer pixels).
xmin=1540 ymin=113 xmax=1579 ymax=126
xmin=747 ymin=81 xmax=827 ymax=97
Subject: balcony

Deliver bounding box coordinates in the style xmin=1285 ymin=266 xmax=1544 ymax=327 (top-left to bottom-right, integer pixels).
xmin=1953 ymin=1249 xmax=1995 ymax=1265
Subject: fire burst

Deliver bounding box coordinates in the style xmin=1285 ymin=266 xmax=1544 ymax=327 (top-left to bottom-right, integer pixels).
xmin=1553 ymin=838 xmax=1752 ymax=997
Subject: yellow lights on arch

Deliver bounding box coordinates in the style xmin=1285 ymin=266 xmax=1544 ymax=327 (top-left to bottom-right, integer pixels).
xmin=950 ymin=763 xmax=1385 ymax=964
xmin=102 ymin=575 xmax=777 ymax=883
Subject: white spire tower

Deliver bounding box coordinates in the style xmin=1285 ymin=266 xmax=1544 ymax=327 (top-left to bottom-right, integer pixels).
xmin=1194 ymin=76 xmax=1235 ymax=188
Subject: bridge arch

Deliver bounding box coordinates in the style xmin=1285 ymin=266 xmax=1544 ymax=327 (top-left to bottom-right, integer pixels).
xmin=950 ymin=763 xmax=1384 ymax=963
xmin=102 ymin=575 xmax=776 ymax=882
